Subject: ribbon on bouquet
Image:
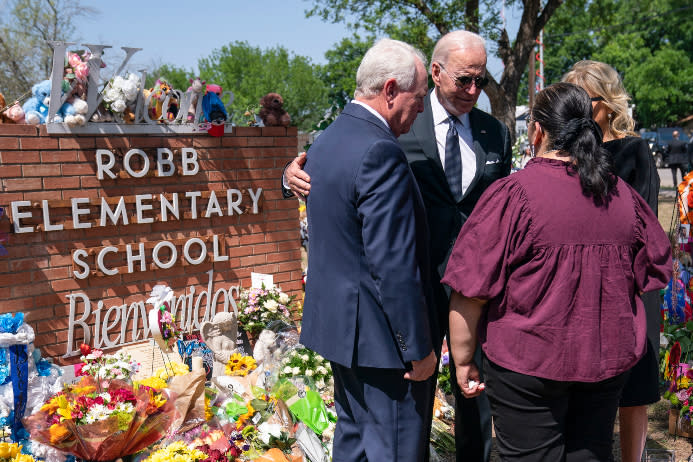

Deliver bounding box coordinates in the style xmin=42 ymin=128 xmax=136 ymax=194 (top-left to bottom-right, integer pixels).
xmin=9 ymin=343 xmax=28 ymax=440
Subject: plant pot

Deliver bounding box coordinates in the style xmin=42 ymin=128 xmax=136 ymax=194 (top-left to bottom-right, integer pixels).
xmin=668 ymin=408 xmax=693 ymax=438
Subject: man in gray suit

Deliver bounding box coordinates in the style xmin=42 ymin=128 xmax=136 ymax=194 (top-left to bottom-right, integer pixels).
xmin=284 ymin=31 xmax=512 ymax=462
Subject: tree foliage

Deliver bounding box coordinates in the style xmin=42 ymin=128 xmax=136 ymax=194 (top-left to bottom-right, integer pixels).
xmin=542 ymin=0 xmax=693 ymax=127
xmin=307 ymin=0 xmax=564 ymax=138
xmin=0 ymin=0 xmax=97 ymax=102
xmin=318 ymin=34 xmax=372 ymax=110
xmin=198 ymin=41 xmax=330 ymax=132
xmin=144 ymin=64 xmax=193 ymax=92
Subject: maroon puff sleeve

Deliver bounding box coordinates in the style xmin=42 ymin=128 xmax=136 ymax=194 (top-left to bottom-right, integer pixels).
xmin=441 ymin=177 xmax=533 ymax=300
xmin=630 ymin=186 xmax=673 ymax=293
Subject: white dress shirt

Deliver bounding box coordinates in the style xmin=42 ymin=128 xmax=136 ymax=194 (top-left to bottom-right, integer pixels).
xmin=430 ymin=92 xmax=477 ymax=196
xmin=351 ymin=100 xmax=390 ymax=131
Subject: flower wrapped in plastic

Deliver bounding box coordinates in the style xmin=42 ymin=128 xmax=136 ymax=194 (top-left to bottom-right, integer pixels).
xmin=277 ymin=347 xmax=332 ymax=393
xmin=23 ymin=375 xmax=178 ymax=461
xmin=272 ymin=377 xmax=335 ymax=436
xmin=76 ymin=348 xmax=139 ymax=383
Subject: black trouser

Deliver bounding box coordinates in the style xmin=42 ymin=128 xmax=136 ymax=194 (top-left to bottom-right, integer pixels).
xmin=483 ymin=356 xmax=628 ymax=462
xmin=671 ymin=163 xmax=687 ymax=185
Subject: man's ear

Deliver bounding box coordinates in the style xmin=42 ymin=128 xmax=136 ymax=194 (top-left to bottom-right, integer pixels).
xmin=431 ymin=62 xmax=442 ymax=85
xmin=383 ymin=78 xmax=398 ymax=102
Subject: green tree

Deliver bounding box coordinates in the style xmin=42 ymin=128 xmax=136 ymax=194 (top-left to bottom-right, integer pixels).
xmin=542 ymin=0 xmax=693 ymax=127
xmin=307 ymin=0 xmax=565 ymax=138
xmin=145 ymin=64 xmax=193 ymax=92
xmin=0 ymin=0 xmax=97 ymax=102
xmin=318 ymin=34 xmax=372 ymax=110
xmin=198 ymin=41 xmax=329 ymax=132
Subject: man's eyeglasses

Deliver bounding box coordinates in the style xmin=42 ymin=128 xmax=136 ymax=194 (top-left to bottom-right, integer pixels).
xmin=590 ymin=96 xmax=605 ymax=102
xmin=437 ymin=62 xmax=489 ymax=90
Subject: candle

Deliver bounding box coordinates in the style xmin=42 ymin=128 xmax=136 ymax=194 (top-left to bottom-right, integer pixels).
xmin=192 ymin=357 xmax=203 ymax=372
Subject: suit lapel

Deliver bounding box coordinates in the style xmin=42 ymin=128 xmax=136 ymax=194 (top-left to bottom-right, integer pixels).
xmin=414 ymin=91 xmax=443 ymax=172
xmin=464 ymin=108 xmax=487 ymax=199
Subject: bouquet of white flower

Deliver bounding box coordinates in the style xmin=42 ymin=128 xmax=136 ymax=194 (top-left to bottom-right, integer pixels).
xmin=237 ymin=285 xmax=295 ymax=335
xmin=278 ymin=346 xmax=332 ymax=392
xmin=102 ymin=73 xmax=140 ymax=114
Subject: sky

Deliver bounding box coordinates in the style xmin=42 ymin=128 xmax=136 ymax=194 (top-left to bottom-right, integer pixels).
xmin=76 ymin=0 xmax=524 ymax=112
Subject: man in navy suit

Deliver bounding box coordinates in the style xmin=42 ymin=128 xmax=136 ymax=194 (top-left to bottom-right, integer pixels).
xmin=301 ymin=38 xmax=437 ymax=461
xmin=285 ymin=31 xmax=511 ymax=462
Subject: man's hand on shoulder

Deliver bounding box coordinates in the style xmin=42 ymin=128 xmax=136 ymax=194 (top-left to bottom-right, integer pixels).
xmin=404 ymin=350 xmax=437 ymax=381
xmin=286 ymin=152 xmax=311 ymax=199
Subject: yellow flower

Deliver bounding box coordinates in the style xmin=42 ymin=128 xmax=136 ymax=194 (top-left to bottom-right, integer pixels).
xmin=236 ymin=403 xmax=255 ymax=429
xmin=40 ymin=396 xmax=60 ymax=414
xmin=0 ymin=442 xmax=20 ymax=458
xmin=70 ymin=384 xmax=96 ymax=395
xmin=149 ymin=388 xmax=168 ymax=408
xmin=679 ymin=376 xmax=691 ymax=390
xmin=14 ymin=454 xmax=36 ymax=462
xmin=225 ymin=354 xmax=257 ymax=376
xmin=55 ymin=394 xmax=73 ymax=420
xmin=136 ymin=376 xmax=168 ymax=390
xmin=205 ymin=395 xmax=214 ymax=421
xmin=154 ymin=362 xmax=190 ymax=381
xmin=142 ymin=441 xmax=206 ymax=462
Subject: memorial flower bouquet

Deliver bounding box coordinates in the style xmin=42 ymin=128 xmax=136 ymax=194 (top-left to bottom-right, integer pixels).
xmin=662 ymin=339 xmax=693 ymax=422
xmin=278 ymin=347 xmax=332 ymax=392
xmin=76 ymin=346 xmax=140 ymax=382
xmin=23 ymin=375 xmax=176 ymax=461
xmin=225 ymin=353 xmax=257 ymax=377
xmin=237 ymin=286 xmax=294 ymax=335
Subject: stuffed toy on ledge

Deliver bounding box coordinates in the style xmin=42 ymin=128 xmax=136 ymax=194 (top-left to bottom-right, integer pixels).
xmin=259 ymin=92 xmax=291 ymax=127
xmin=22 ymin=80 xmax=87 ymax=126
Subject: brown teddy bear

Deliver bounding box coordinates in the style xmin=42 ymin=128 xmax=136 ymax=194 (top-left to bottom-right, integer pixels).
xmin=259 ymin=92 xmax=291 ymax=127
xmin=0 ymin=93 xmax=12 ymax=123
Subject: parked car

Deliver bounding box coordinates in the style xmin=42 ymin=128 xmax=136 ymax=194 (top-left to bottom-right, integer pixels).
xmin=649 ymin=127 xmax=690 ymax=168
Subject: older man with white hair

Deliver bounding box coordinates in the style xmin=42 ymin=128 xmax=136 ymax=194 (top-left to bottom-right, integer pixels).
xmin=299 ymin=38 xmax=437 ymax=461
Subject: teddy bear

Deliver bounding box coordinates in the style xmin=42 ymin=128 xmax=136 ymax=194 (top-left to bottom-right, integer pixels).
xmin=186 ymin=77 xmax=205 ymax=122
xmin=0 ymin=93 xmax=12 ymax=123
xmin=4 ymin=102 xmax=25 ymax=124
xmin=259 ymin=92 xmax=291 ymax=127
xmin=23 ymin=80 xmax=88 ymax=126
xmin=22 ymin=80 xmax=51 ymax=124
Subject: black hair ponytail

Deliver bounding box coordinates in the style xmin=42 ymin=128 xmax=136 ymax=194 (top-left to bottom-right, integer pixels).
xmin=530 ymin=82 xmax=616 ymax=203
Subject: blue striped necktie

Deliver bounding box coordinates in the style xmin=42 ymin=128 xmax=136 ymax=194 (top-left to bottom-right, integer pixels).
xmin=445 ymin=115 xmax=462 ymax=201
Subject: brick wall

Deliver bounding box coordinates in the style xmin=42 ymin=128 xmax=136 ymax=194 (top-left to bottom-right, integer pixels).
xmin=0 ymin=124 xmax=302 ymax=364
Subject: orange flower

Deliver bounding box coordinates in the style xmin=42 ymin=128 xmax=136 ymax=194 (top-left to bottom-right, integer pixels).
xmin=48 ymin=423 xmax=72 ymax=444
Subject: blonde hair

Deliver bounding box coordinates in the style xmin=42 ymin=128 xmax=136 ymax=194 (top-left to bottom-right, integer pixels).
xmin=562 ymin=60 xmax=637 ymax=138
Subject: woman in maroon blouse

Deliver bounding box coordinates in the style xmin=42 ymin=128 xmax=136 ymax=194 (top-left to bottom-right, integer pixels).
xmin=442 ymin=82 xmax=672 ymax=461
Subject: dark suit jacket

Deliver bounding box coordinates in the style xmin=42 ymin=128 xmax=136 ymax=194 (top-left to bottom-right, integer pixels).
xmin=398 ymin=91 xmax=512 ymax=345
xmin=667 ymin=138 xmax=690 ymax=166
xmin=300 ymin=103 xmax=435 ymax=369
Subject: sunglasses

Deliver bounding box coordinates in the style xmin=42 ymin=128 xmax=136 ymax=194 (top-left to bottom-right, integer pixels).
xmin=590 ymin=96 xmax=605 ymax=102
xmin=437 ymin=62 xmax=489 ymax=89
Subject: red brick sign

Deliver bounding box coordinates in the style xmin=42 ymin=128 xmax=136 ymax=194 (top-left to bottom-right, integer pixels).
xmin=0 ymin=124 xmax=302 ymax=364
